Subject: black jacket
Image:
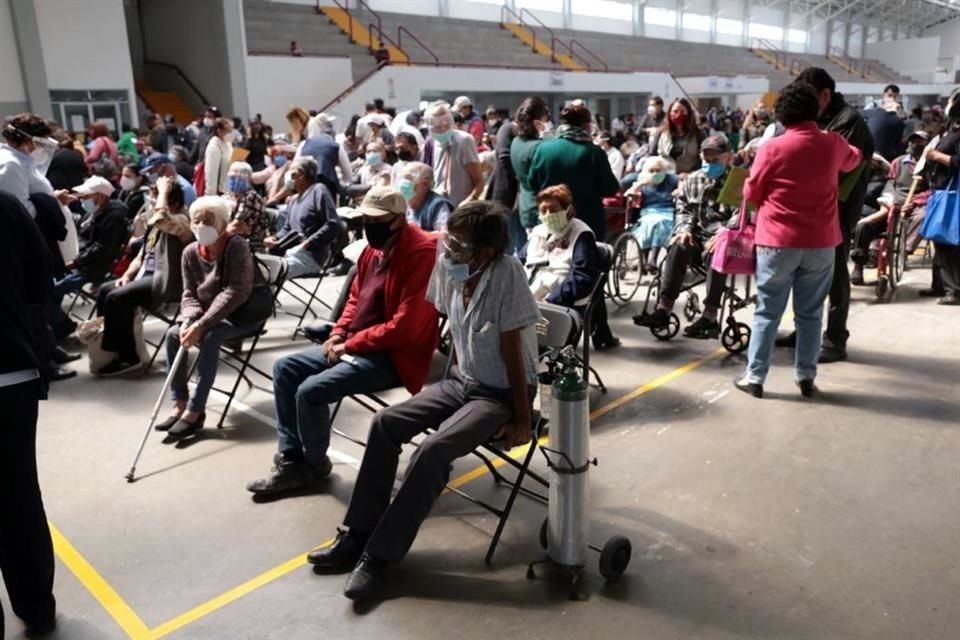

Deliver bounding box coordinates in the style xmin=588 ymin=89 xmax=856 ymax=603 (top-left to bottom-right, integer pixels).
xmin=46 ymin=148 xmax=88 ymax=191
xmin=29 ymin=193 xmax=68 ymax=277
xmin=819 ymin=92 xmax=875 ymax=232
xmin=488 ymin=122 xmax=518 ymax=209
xmin=0 ymin=190 xmax=52 ymax=396
xmin=75 ymin=200 xmax=129 ymax=282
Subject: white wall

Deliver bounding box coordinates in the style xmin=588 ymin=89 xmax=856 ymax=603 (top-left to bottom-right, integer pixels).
xmin=0 ymin=0 xmax=26 ymax=105
xmin=245 ymin=54 xmax=352 ymax=127
xmin=924 ymin=17 xmax=960 ymax=78
xmin=33 ymin=0 xmax=137 ymax=119
xmin=865 ymin=36 xmax=941 ymax=83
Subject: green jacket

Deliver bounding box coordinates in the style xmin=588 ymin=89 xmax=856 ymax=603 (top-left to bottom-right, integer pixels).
xmin=528 ymin=136 xmax=620 ymax=240
xmin=510 ymin=136 xmax=543 ymax=229
xmin=118 ymin=131 xmax=139 ymax=163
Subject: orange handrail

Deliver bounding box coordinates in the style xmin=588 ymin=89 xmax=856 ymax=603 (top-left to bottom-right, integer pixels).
xmin=500 ymin=4 xmax=539 ymax=54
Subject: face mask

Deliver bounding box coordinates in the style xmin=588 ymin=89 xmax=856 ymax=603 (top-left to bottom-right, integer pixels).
xmin=432 ymin=130 xmax=453 ymax=146
xmin=541 ymin=210 xmax=570 ymax=236
xmin=364 ymin=218 xmax=395 ymax=249
xmin=120 ymin=176 xmax=138 ymax=191
xmin=274 ymin=154 xmax=288 ymax=168
xmin=203 ymin=117 xmax=214 ymax=128
xmin=167 ymin=152 xmax=178 ymax=162
xmin=540 ymin=121 xmax=554 ymax=139
xmin=30 ymin=145 xmax=55 ymax=172
xmin=702 ymin=160 xmax=725 ymax=180
xmin=284 ymin=175 xmax=296 ymax=191
xmin=669 ymin=112 xmax=686 ymax=126
xmin=81 ymin=198 xmax=99 ymax=214
xmin=647 ymin=106 xmax=657 ymax=116
xmin=193 ymin=224 xmax=220 ymax=247
xmin=397 ymin=149 xmax=415 ymax=162
xmin=443 ymin=257 xmax=472 ymax=283
xmin=397 ymin=179 xmax=416 ymax=201
xmin=228 ymin=176 xmax=250 ymax=193
xmin=146 ymin=172 xmax=159 ymax=185
xmin=366 ymin=152 xmax=383 ymax=166
xmin=651 ymin=171 xmax=666 ymax=185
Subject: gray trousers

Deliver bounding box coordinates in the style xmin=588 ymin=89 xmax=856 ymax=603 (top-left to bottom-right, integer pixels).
xmin=343 ymin=368 xmax=515 ymax=563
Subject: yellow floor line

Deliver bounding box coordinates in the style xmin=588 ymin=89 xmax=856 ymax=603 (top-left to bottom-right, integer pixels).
xmin=55 ymin=345 xmax=727 ymax=638
xmin=49 ymin=524 xmax=151 ymax=640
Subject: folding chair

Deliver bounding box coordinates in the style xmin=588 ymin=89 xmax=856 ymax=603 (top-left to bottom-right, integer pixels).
xmin=207 ymin=256 xmax=288 ymax=428
xmin=281 ymin=219 xmax=350 ymax=339
xmin=143 ymin=303 xmax=180 ymax=369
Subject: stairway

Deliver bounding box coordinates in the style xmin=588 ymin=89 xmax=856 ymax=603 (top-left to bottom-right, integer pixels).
xmin=136 ymin=82 xmax=196 ymax=125
xmin=502 ymin=22 xmax=583 ymax=71
xmin=319 ymin=5 xmax=409 ymax=65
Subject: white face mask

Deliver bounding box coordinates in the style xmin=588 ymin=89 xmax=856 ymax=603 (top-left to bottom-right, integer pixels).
xmin=203 ymin=117 xmax=215 ymax=128
xmin=81 ymin=198 xmax=99 ymax=214
xmin=192 ymin=224 xmax=220 ymax=247
xmin=120 ymin=176 xmax=138 ymax=192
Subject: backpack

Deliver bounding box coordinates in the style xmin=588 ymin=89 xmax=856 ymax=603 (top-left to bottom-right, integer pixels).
xmin=192 ymin=160 xmax=206 ymax=196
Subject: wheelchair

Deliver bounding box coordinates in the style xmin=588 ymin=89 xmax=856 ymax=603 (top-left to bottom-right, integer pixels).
xmin=636 ymin=255 xmax=756 ymax=354
xmin=604 ymin=194 xmax=647 ymax=307
xmin=871 ymin=202 xmax=909 ymax=302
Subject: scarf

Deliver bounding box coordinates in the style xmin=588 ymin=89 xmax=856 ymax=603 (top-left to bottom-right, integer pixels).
xmin=557 ymin=124 xmax=593 ymax=143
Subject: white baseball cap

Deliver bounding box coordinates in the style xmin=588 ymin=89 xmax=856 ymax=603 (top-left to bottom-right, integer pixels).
xmin=73 ymin=176 xmax=115 ymax=197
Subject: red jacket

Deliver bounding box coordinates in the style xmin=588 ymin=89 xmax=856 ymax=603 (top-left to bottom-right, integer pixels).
xmin=334 ymin=223 xmax=439 ymax=394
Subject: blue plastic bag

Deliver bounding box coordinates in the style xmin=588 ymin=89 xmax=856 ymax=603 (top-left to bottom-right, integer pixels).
xmin=921 ymin=176 xmax=960 ymax=246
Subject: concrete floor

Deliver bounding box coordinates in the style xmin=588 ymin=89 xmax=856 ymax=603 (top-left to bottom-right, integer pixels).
xmin=3 ymin=258 xmax=959 ymax=640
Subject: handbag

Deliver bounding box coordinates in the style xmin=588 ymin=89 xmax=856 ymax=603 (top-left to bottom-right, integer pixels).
xmin=710 ymin=202 xmax=756 ymax=275
xmin=920 ymin=175 xmax=960 ymax=246
xmin=78 ymin=312 xmax=147 ymax=374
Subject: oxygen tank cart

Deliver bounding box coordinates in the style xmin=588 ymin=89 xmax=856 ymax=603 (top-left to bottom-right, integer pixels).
xmin=528 ymin=346 xmax=632 ymax=601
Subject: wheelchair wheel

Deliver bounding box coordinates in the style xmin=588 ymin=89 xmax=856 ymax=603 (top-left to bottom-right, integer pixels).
xmin=608 ymin=233 xmax=643 ymax=307
xmin=875 ymin=275 xmax=890 ymax=302
xmin=684 ymin=292 xmax=701 ymax=322
xmin=599 ymin=536 xmax=632 ymax=582
xmin=721 ymin=322 xmax=751 ymax=353
xmin=651 ymin=313 xmax=680 ymax=341
xmin=892 ymin=222 xmax=907 ymax=286
xmin=539 ymin=517 xmax=549 ymax=550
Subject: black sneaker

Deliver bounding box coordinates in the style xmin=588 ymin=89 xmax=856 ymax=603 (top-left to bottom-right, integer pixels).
xmin=308 ymin=527 xmax=367 ymax=571
xmin=919 ymin=288 xmax=946 ymax=298
xmin=818 ymin=340 xmax=847 ymax=363
xmin=54 ymin=346 xmax=82 ymax=364
xmin=246 ymin=456 xmax=332 ymax=496
xmin=938 ymin=293 xmax=960 ymax=306
xmin=97 ymin=358 xmax=142 ymax=377
xmin=25 ymin=615 xmax=57 ymax=638
xmin=850 ymin=266 xmax=865 ymax=286
xmin=733 ymin=376 xmax=763 ymax=398
xmin=633 ymin=308 xmax=671 ymax=329
xmin=344 ymin=553 xmax=388 ymax=600
xmin=683 ymin=315 xmax=720 ymax=339
xmin=797 ymin=379 xmax=817 ymax=398
xmin=774 ymin=331 xmax=796 ymax=348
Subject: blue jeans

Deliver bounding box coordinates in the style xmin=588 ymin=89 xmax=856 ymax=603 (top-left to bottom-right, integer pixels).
xmin=746 ymin=246 xmax=835 ymax=385
xmin=284 ymin=245 xmax=323 ymax=279
xmin=165 ymin=320 xmax=258 ymax=413
xmin=272 ymin=329 xmax=401 ymax=467
xmin=48 ymin=271 xmax=85 ymax=331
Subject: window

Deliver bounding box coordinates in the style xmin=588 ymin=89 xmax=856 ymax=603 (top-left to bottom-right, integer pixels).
xmin=572 ymin=0 xmax=631 ymax=20
xmin=787 ymin=28 xmax=806 ymax=44
xmin=716 ymin=17 xmax=742 ymax=35
xmin=49 ymin=89 xmax=131 ymax=134
xmin=682 ymin=13 xmax=711 ymax=31
xmin=644 ymin=7 xmax=677 ymax=27
xmin=747 ymin=22 xmax=783 ymax=41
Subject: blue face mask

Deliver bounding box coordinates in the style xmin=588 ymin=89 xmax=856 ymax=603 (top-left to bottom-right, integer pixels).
xmin=228 ymin=176 xmax=249 ymax=193
xmin=366 ymin=152 xmax=383 ymax=166
xmin=444 ymin=257 xmax=471 ymax=283
xmin=432 ymin=130 xmax=454 ymax=146
xmin=703 ymin=161 xmax=725 ymax=180
xmin=274 ymin=155 xmax=288 ymax=168
xmin=398 ymin=178 xmax=416 ymax=201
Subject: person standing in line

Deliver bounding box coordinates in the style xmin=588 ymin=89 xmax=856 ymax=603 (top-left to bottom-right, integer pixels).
xmin=0 ymin=190 xmax=57 ymax=637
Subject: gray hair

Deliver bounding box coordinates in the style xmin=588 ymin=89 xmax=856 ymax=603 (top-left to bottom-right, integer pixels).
xmin=426 ymin=101 xmax=453 ymax=128
xmin=228 ymin=161 xmax=253 ymax=177
xmin=189 ymin=196 xmax=232 ymax=230
xmin=402 ymin=161 xmax=433 ymax=186
xmin=290 ymin=156 xmax=318 ymax=182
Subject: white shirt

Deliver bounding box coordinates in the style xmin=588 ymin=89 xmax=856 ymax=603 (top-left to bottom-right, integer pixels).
xmin=606 ymin=146 xmax=625 ymax=180
xmin=203 ymin=136 xmax=233 ymax=195
xmin=0 ymin=143 xmax=54 ymax=216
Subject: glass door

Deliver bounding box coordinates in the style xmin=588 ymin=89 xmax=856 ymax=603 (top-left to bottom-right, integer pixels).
xmin=60 ymin=103 xmax=91 ymax=135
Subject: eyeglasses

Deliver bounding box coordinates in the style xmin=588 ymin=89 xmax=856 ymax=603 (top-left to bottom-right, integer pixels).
xmin=442 ymin=234 xmax=475 ymax=259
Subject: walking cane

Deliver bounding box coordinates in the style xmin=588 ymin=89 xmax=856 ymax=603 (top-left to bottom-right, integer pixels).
xmin=125 ymin=344 xmax=188 ymax=483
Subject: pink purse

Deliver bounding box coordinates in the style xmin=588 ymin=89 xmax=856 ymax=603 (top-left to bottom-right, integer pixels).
xmin=710 ymin=203 xmax=756 ymax=275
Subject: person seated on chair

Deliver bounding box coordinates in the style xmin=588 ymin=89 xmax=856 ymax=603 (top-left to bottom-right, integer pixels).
xmin=525 ymin=184 xmax=619 ymax=351
xmin=357 ymin=141 xmax=392 ymax=188
xmin=851 ymin=131 xmax=931 ymax=285
xmin=397 ymin=161 xmax=453 ymax=232
xmin=95 ymin=177 xmax=192 ymax=377
xmin=307 ymin=201 xmax=540 ymax=600
xmin=48 ymin=176 xmax=129 ymax=340
xmin=156 ymin=196 xmax=258 ymax=442
xmin=247 ymin=186 xmax=439 ymax=497
xmin=633 ymin=134 xmax=737 ymax=340
xmin=223 ymin=161 xmax=270 ymax=253
xmin=262 ymin=157 xmax=340 ymax=279
xmin=624 ymin=156 xmax=678 ymax=274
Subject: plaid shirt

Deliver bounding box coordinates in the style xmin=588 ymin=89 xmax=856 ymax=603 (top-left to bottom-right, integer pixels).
xmin=227 ymin=190 xmax=270 ymax=252
xmin=673 ymin=167 xmax=737 ymax=243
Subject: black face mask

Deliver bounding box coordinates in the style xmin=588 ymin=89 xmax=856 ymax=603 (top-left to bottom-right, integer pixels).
xmin=364 ymin=218 xmax=397 ymax=249
xmin=397 ymin=149 xmax=416 ymax=162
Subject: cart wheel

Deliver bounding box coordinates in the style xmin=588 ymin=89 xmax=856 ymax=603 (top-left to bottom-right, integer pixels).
xmin=875 ymin=276 xmax=889 ymax=302
xmin=599 ymin=536 xmax=632 ymax=582
xmin=608 ymin=233 xmax=643 ymax=307
xmin=651 ymin=313 xmax=680 ymax=341
xmin=721 ymin=323 xmax=751 ymax=353
xmin=684 ymin=293 xmax=701 ymax=322
xmin=539 ymin=517 xmax=549 ymax=550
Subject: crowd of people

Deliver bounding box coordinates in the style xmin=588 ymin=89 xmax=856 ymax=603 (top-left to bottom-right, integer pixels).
xmin=2 ymin=66 xmax=959 ymax=627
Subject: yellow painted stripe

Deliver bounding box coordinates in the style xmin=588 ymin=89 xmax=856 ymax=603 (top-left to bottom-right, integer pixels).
xmin=147 ymin=540 xmax=334 ymax=640
xmin=49 ymin=524 xmax=151 ymax=640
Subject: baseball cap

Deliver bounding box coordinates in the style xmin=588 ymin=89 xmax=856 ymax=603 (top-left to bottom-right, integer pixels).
xmin=453 ymin=96 xmax=473 ymax=111
xmin=355 ymin=186 xmax=407 ymax=218
xmin=908 ymin=130 xmax=930 ymax=142
xmin=700 ymin=134 xmax=730 ymax=153
xmin=140 ymin=152 xmax=173 ymax=174
xmin=73 ymin=176 xmax=115 ymax=197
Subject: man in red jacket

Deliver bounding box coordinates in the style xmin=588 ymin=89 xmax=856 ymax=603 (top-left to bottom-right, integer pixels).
xmin=247 ymin=187 xmax=439 ymax=497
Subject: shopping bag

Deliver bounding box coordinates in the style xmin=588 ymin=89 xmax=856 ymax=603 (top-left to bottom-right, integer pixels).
xmin=78 ymin=312 xmax=147 ymax=374
xmin=920 ymin=176 xmax=960 ymax=246
xmin=710 ymin=203 xmax=756 ymax=275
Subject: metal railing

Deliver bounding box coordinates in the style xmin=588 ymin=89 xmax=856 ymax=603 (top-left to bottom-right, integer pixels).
xmin=143 ymin=60 xmax=211 ymax=108
xmin=570 ymin=39 xmax=608 ymax=72
xmin=519 ymin=8 xmax=562 ymax=62
xmin=750 ymin=37 xmax=787 ymax=70
xmin=397 ymin=25 xmax=439 ymax=65
xmin=500 ymin=5 xmax=540 ymax=54
xmin=317 ymin=65 xmax=382 ymax=114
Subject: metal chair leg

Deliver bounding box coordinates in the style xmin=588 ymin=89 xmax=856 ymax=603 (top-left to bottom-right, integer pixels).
xmin=484 ymin=436 xmax=540 ymax=566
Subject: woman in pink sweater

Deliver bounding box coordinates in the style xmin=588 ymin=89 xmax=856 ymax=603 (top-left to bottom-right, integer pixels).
xmin=735 ymin=83 xmax=862 ymax=399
